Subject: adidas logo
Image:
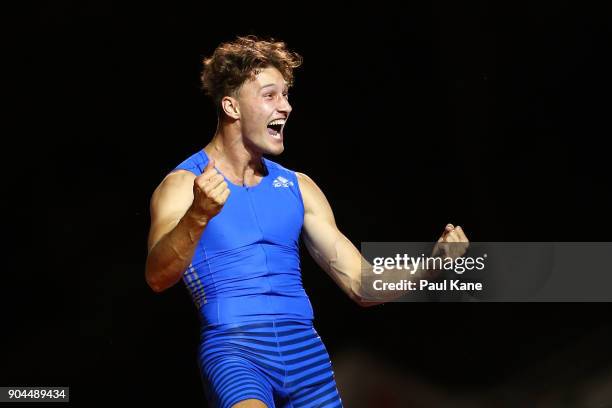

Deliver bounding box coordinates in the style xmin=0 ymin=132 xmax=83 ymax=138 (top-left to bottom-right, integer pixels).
xmin=272 ymin=176 xmax=294 ymax=188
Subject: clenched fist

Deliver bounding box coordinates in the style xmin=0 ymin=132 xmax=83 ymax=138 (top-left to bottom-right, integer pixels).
xmin=190 ymin=158 xmax=230 ymax=221
xmin=432 ymin=223 xmax=470 ymax=260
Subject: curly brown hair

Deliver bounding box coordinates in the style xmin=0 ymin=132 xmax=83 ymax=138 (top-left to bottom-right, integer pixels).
xmin=201 ymin=35 xmax=303 ymax=112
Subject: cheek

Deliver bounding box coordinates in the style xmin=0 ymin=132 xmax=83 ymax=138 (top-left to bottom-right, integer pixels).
xmin=241 ymin=100 xmax=272 ymax=128
xmin=253 ymin=108 xmax=272 ymax=126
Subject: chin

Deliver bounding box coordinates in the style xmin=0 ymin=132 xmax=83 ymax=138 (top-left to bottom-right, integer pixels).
xmin=260 ymin=134 xmax=285 ymax=155
xmin=265 ymin=144 xmax=285 ymax=156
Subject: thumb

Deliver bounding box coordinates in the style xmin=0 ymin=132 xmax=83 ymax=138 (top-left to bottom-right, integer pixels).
xmin=203 ymin=158 xmax=215 ymax=173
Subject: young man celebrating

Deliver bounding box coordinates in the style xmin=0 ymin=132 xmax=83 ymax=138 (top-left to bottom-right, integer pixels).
xmin=145 ymin=35 xmax=468 ymax=408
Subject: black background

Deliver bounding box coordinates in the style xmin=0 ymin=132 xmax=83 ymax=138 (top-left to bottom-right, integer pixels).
xmin=5 ymin=1 xmax=612 ymax=406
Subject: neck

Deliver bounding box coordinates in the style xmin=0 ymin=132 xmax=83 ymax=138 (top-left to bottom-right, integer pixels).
xmin=204 ymin=123 xmax=265 ymax=183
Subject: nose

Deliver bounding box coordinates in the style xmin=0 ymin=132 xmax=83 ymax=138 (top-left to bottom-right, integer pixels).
xmin=278 ymin=95 xmax=292 ymax=115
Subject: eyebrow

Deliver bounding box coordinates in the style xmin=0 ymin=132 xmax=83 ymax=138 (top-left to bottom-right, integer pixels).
xmin=260 ymin=83 xmax=288 ymax=91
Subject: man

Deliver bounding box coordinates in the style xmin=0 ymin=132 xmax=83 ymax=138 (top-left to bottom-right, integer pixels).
xmin=145 ymin=35 xmax=468 ymax=408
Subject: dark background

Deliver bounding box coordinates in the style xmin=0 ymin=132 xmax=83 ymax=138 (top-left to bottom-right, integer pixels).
xmin=5 ymin=1 xmax=612 ymax=406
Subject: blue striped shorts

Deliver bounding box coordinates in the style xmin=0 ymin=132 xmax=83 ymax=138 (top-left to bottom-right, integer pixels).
xmin=198 ymin=320 xmax=344 ymax=408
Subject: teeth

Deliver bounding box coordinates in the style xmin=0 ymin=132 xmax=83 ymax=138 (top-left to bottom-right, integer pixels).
xmin=269 ymin=119 xmax=286 ymax=126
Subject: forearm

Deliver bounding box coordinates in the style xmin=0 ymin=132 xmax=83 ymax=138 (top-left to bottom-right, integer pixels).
xmin=357 ymin=260 xmax=434 ymax=305
xmin=306 ymin=233 xmax=408 ymax=307
xmin=324 ymin=236 xmax=434 ymax=306
xmin=145 ymin=206 xmax=208 ymax=292
xmin=306 ymin=227 xmax=440 ymax=307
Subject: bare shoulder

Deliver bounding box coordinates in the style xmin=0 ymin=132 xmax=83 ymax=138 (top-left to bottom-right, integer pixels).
xmin=158 ymin=169 xmax=197 ymax=190
xmin=295 ymin=171 xmax=314 ymax=188
xmin=150 ymin=170 xmax=197 ymax=215
xmin=295 ymin=172 xmax=319 ymax=202
xmin=153 ymin=170 xmax=195 ymax=198
xmin=295 ymin=172 xmax=332 ymax=217
xmin=148 ymin=170 xmax=197 ymax=251
xmin=296 ymin=171 xmax=325 ymax=190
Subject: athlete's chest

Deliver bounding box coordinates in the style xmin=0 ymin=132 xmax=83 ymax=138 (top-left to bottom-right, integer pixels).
xmin=200 ymin=179 xmax=304 ymax=250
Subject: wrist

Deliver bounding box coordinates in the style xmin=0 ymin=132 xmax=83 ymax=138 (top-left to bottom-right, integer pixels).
xmin=185 ymin=205 xmax=210 ymax=227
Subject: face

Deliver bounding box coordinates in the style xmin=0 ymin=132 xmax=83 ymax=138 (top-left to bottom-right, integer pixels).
xmin=232 ymin=66 xmax=292 ymax=155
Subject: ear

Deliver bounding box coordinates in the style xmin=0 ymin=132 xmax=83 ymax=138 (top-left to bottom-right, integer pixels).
xmin=221 ymin=96 xmax=240 ymax=120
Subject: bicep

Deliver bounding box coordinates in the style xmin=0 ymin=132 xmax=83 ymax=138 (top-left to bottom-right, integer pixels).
xmin=298 ymin=173 xmax=345 ymax=263
xmin=297 ymin=172 xmax=364 ymax=300
xmin=147 ymin=170 xmax=196 ymax=252
xmin=297 ymin=173 xmax=340 ymax=245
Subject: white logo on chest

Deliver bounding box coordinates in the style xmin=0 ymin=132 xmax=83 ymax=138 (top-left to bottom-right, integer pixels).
xmin=272 ymin=176 xmax=294 ymax=188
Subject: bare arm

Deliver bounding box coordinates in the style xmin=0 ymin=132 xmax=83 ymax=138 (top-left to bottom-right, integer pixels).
xmin=297 ymin=172 xmax=378 ymax=307
xmin=145 ymin=159 xmax=229 ymax=292
xmin=297 ymin=173 xmax=469 ymax=307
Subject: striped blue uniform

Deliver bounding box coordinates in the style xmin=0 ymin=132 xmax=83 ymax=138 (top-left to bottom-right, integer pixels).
xmin=172 ymin=149 xmax=343 ymax=408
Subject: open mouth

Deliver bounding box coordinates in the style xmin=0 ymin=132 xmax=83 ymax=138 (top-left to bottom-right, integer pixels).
xmin=267 ymin=119 xmax=285 ymax=139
